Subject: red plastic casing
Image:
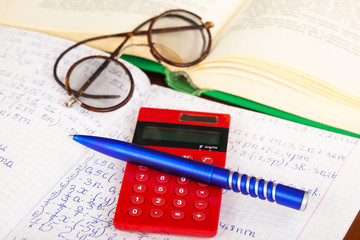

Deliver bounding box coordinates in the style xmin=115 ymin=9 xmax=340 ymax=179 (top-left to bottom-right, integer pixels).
xmin=113 ymin=107 xmax=230 ymax=237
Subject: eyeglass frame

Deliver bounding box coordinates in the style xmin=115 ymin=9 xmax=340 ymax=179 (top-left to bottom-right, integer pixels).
xmin=53 ymin=9 xmax=213 ymax=112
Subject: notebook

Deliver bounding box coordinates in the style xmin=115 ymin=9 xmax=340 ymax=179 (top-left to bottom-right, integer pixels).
xmin=1 ymin=25 xmax=360 ymax=240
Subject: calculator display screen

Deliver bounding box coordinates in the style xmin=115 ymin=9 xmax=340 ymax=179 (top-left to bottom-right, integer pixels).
xmin=133 ymin=121 xmax=228 ymax=151
xmin=142 ymin=126 xmax=220 ymax=145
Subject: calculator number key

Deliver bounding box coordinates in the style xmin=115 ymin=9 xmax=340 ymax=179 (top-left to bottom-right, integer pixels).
xmin=130 ymin=195 xmax=145 ymax=205
xmin=152 ymin=197 xmax=166 ymax=206
xmin=154 ymin=185 xmax=168 ymax=195
xmin=135 ymin=173 xmax=149 ymax=182
xmin=173 ymin=199 xmax=187 ymax=208
xmin=175 ymin=187 xmax=189 ymax=196
xmin=128 ymin=207 xmax=142 ymax=217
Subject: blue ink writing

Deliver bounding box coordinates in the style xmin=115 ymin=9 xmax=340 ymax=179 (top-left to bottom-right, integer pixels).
xmin=0 ymin=143 xmax=13 ymax=168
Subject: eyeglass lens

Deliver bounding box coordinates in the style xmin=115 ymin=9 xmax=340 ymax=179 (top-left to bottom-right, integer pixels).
xmin=66 ymin=56 xmax=133 ymax=111
xmin=150 ymin=11 xmax=210 ymax=65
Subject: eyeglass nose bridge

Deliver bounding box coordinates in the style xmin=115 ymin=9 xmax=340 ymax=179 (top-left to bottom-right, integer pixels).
xmin=66 ymin=95 xmax=82 ymax=108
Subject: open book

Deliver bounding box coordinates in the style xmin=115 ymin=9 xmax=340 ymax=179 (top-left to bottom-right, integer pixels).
xmin=1 ymin=25 xmax=360 ymax=240
xmin=1 ymin=0 xmax=359 ymax=137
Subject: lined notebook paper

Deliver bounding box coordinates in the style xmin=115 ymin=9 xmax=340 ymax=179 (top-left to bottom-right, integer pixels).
xmin=5 ymin=85 xmax=360 ymax=240
xmin=0 ymin=121 xmax=83 ymax=237
xmin=0 ymin=25 xmax=150 ymax=239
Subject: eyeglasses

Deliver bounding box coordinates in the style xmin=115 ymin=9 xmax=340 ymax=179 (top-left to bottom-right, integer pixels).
xmin=53 ymin=9 xmax=213 ymax=112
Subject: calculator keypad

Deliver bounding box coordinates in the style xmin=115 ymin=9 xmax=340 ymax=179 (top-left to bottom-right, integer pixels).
xmin=127 ymin=155 xmax=214 ymax=220
xmin=114 ymin=148 xmax=225 ymax=237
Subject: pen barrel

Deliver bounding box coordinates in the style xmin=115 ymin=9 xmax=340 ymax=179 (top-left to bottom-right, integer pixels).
xmin=73 ymin=135 xmax=309 ymax=211
xmin=228 ymin=171 xmax=309 ymax=211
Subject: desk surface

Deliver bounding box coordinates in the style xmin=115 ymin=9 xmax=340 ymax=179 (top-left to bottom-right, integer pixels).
xmin=145 ymin=71 xmax=360 ymax=240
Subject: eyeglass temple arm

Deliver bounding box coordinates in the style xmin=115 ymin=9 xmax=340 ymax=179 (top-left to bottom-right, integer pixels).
xmin=125 ymin=22 xmax=213 ymax=37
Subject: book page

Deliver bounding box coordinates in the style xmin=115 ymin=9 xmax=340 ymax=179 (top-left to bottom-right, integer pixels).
xmin=7 ymin=85 xmax=360 ymax=240
xmin=207 ymin=0 xmax=360 ymax=98
xmin=0 ymin=25 xmax=150 ymax=239
xmin=0 ymin=0 xmax=243 ymax=42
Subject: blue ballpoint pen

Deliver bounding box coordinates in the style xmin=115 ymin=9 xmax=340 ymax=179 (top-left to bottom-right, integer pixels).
xmin=71 ymin=135 xmax=309 ymax=211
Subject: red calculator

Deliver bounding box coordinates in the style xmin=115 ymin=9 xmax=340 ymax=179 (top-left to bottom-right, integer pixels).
xmin=113 ymin=107 xmax=230 ymax=237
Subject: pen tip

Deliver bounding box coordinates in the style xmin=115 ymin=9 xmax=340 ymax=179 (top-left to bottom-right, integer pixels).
xmin=68 ymin=135 xmax=74 ymax=139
